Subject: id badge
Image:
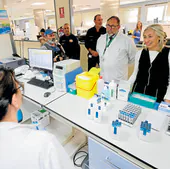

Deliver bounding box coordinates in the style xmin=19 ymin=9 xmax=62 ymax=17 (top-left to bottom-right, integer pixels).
xmin=88 ymin=54 xmax=92 ymax=58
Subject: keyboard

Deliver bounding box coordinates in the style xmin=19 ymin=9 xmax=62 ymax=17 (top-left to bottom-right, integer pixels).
xmin=27 ymin=78 xmax=53 ymax=89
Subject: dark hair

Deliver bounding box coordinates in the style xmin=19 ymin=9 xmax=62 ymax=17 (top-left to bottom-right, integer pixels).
xmin=40 ymin=28 xmax=45 ymax=33
xmin=0 ymin=68 xmax=18 ymax=120
xmin=107 ymin=16 xmax=120 ymax=25
xmin=94 ymin=14 xmax=101 ymax=21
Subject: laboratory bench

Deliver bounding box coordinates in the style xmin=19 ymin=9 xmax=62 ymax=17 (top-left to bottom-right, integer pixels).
xmin=18 ymin=76 xmax=87 ymax=160
xmin=19 ymin=73 xmax=170 ymax=169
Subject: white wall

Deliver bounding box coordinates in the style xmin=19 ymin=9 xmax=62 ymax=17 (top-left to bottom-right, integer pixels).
xmin=74 ymin=9 xmax=100 ymax=28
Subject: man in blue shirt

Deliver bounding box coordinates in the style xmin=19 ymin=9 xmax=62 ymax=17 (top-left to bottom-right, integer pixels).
xmin=41 ymin=29 xmax=64 ymax=62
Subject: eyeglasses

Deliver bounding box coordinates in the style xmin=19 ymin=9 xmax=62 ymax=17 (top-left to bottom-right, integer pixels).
xmin=16 ymin=83 xmax=24 ymax=94
xmin=106 ymin=24 xmax=119 ymax=29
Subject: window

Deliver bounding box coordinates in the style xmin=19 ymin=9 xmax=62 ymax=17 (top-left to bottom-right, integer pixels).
xmin=119 ymin=8 xmax=139 ymax=23
xmin=146 ymin=4 xmax=165 ymax=22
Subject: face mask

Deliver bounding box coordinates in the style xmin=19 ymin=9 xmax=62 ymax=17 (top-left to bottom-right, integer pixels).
xmin=52 ymin=38 xmax=56 ymax=42
xmin=17 ymin=109 xmax=23 ymax=123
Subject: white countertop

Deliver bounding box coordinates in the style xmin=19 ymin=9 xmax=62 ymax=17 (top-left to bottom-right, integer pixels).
xmin=45 ymin=93 xmax=170 ymax=169
xmin=17 ymin=76 xmax=66 ymax=106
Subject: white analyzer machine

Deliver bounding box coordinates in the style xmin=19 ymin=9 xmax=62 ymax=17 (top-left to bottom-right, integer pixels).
xmin=53 ymin=59 xmax=80 ymax=92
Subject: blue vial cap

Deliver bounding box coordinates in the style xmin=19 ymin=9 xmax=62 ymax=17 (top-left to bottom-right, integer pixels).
xmin=143 ymin=129 xmax=147 ymax=136
xmin=117 ymin=122 xmax=121 ymax=127
xmin=97 ymin=98 xmax=101 ymax=103
xmin=112 ymin=121 xmax=115 ymax=127
xmin=96 ymin=112 xmax=99 ymax=118
xmin=88 ymin=109 xmax=91 ymax=115
xmin=90 ymin=103 xmax=93 ymax=107
xmin=114 ymin=127 xmax=117 ymax=135
xmin=98 ymin=106 xmax=101 ymax=110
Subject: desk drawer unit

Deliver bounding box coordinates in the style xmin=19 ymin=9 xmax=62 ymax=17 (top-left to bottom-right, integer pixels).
xmin=88 ymin=137 xmax=141 ymax=169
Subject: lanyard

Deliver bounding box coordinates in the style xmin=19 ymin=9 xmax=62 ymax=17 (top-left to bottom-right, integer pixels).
xmin=103 ymin=34 xmax=117 ymax=55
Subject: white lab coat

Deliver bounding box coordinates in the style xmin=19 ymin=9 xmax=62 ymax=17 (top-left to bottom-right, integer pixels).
xmin=0 ymin=122 xmax=75 ymax=169
xmin=97 ymin=32 xmax=136 ymax=82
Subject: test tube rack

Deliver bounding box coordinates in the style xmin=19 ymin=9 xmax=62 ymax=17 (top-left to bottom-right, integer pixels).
xmin=118 ymin=103 xmax=141 ymax=127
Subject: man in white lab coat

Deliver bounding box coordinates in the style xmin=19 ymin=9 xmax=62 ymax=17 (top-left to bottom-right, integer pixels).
xmin=97 ymin=16 xmax=137 ymax=82
xmin=0 ymin=67 xmax=75 ymax=169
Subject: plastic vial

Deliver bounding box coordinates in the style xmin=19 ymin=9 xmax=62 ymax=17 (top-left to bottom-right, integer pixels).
xmin=109 ymin=80 xmax=117 ymax=101
xmin=97 ymin=76 xmax=104 ymax=95
xmin=87 ymin=103 xmax=94 ymax=120
xmin=94 ymin=106 xmax=102 ymax=123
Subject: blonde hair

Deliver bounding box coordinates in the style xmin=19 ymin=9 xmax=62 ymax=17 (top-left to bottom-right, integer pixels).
xmin=143 ymin=24 xmax=166 ymax=52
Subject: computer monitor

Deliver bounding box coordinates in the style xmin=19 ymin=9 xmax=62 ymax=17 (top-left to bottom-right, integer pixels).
xmin=28 ymin=48 xmax=53 ymax=71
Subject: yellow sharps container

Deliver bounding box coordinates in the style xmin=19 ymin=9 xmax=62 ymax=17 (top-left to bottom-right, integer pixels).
xmin=76 ymin=68 xmax=100 ymax=99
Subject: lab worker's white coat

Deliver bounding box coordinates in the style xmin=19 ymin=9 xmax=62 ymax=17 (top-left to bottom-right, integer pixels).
xmin=0 ymin=122 xmax=75 ymax=169
xmin=97 ymin=32 xmax=136 ymax=82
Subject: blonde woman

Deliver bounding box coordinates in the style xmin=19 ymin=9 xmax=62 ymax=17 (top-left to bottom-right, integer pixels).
xmin=129 ymin=24 xmax=170 ymax=103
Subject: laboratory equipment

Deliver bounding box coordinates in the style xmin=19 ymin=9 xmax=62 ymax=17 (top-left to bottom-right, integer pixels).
xmin=158 ymin=101 xmax=170 ymax=113
xmin=101 ymin=85 xmax=110 ymax=101
xmin=53 ymin=59 xmax=80 ymax=92
xmin=118 ymin=103 xmax=141 ymax=126
xmin=76 ymin=68 xmax=100 ymax=99
xmin=94 ymin=105 xmax=102 ymax=123
xmin=0 ymin=57 xmax=25 ymax=69
xmin=140 ymin=121 xmax=151 ymax=136
xmin=97 ymin=76 xmax=104 ymax=95
xmin=68 ymin=82 xmax=77 ymax=95
xmin=87 ymin=96 xmax=108 ymax=121
xmin=117 ymin=80 xmax=130 ymax=101
xmin=139 ymin=120 xmax=153 ymax=142
xmin=129 ymin=92 xmax=157 ymax=109
xmin=112 ymin=119 xmax=122 ymax=135
xmin=109 ymin=80 xmax=117 ymax=101
xmin=87 ymin=103 xmax=94 ymax=120
xmin=0 ymin=33 xmax=24 ymax=69
xmin=31 ymin=109 xmax=50 ymax=129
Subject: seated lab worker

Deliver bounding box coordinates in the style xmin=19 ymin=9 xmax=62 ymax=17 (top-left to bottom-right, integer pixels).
xmin=97 ymin=16 xmax=136 ymax=82
xmin=59 ymin=23 xmax=80 ymax=60
xmin=41 ymin=29 xmax=64 ymax=62
xmin=129 ymin=24 xmax=170 ymax=103
xmin=0 ymin=67 xmax=75 ymax=169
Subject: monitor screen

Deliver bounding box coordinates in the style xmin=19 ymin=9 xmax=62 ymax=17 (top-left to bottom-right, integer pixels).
xmin=28 ymin=48 xmax=53 ymax=70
